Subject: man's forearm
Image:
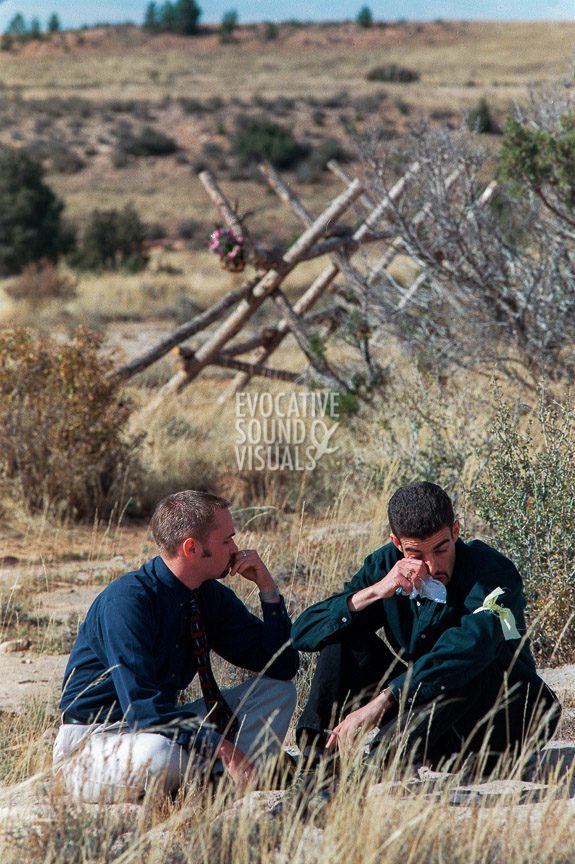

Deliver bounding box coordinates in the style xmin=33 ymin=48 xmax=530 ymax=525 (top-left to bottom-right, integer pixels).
xmin=347 ymin=583 xmax=385 ymax=613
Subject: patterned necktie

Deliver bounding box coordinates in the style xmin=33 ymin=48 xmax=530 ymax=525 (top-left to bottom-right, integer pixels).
xmin=189 ymin=589 xmax=239 ymax=738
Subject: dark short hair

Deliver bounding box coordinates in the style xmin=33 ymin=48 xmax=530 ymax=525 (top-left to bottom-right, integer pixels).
xmin=150 ymin=490 xmax=231 ymax=556
xmin=388 ymin=481 xmax=454 ymax=539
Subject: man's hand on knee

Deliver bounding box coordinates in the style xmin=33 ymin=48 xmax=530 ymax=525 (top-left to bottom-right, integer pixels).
xmin=326 ymin=689 xmax=396 ymax=752
xmin=218 ymin=738 xmax=256 ymax=791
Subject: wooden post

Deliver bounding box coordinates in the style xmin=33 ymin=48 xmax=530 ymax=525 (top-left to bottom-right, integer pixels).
xmin=327 ymin=159 xmax=377 ymax=211
xmin=176 ymin=347 xmax=301 ymax=383
xmin=144 ymin=177 xmax=364 ymax=411
xmin=113 ymin=276 xmax=260 ymax=382
xmin=199 ymin=165 xmax=351 ymax=387
xmin=199 ymin=170 xmax=245 ymax=239
xmin=217 ymin=160 xmax=418 ymax=400
xmin=271 ymin=288 xmax=345 ymax=390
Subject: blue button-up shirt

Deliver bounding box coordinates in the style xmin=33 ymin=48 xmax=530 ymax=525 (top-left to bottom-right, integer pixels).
xmin=60 ymin=556 xmax=298 ymax=749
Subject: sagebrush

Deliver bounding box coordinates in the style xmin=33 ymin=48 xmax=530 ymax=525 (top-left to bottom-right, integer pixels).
xmin=473 ymin=393 xmax=575 ymax=663
xmin=0 ymin=327 xmax=138 ymax=519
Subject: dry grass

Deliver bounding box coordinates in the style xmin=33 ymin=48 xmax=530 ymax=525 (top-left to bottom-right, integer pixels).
xmin=0 ymin=436 xmax=573 ymax=859
xmin=1 ymin=22 xmax=573 ymax=105
xmin=0 ymin=19 xmax=574 ymax=859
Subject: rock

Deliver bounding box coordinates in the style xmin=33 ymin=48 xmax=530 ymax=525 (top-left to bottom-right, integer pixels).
xmin=221 ymin=789 xmax=288 ymax=820
xmin=446 ymin=778 xmax=550 ymax=806
xmin=0 ymin=639 xmax=31 ymax=654
xmin=539 ymin=664 xmax=575 ymax=705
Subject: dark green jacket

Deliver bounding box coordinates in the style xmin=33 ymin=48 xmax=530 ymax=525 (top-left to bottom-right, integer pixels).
xmin=291 ymin=539 xmax=540 ymax=704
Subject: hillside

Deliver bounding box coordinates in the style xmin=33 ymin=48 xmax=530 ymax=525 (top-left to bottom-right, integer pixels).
xmin=0 ymin=19 xmax=573 ymax=236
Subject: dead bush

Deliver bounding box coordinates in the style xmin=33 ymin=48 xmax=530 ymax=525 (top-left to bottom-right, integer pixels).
xmin=5 ymin=260 xmax=77 ymax=305
xmin=0 ymin=327 xmax=138 ymax=519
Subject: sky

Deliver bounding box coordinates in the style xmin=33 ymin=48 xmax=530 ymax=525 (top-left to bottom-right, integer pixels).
xmin=0 ymin=0 xmax=573 ymax=30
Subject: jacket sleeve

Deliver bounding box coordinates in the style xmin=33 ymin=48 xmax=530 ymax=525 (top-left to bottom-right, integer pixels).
xmin=206 ymin=583 xmax=299 ymax=680
xmin=387 ymin=560 xmax=527 ymax=704
xmin=291 ymin=548 xmax=392 ymax=652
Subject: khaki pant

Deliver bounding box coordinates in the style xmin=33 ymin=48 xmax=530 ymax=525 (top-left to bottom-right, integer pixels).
xmin=53 ymin=677 xmax=296 ymax=802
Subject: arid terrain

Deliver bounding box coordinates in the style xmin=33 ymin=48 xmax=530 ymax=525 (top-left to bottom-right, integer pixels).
xmin=0 ymin=18 xmax=574 ymax=863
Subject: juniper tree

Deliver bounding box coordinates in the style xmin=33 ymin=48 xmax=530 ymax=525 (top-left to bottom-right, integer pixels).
xmin=0 ymin=147 xmax=71 ymax=276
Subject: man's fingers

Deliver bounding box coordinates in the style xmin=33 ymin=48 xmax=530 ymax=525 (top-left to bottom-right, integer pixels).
xmin=396 ymin=573 xmax=414 ymax=593
xmin=329 ymin=720 xmax=358 ymax=751
xmin=229 ymin=550 xmax=255 ymax=576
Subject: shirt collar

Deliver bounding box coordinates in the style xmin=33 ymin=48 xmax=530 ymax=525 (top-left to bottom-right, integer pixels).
xmin=446 ymin=538 xmax=468 ymax=600
xmin=150 ymin=555 xmax=194 ymax=601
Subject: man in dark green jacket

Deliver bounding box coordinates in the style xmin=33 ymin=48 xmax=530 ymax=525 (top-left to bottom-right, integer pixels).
xmin=292 ymin=481 xmax=560 ymax=771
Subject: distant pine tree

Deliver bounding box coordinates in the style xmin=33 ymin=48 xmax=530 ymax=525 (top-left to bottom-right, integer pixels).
xmin=175 ymin=0 xmax=201 ymax=35
xmin=356 ymin=5 xmax=373 ymax=28
xmin=30 ymin=17 xmax=42 ymax=39
xmin=47 ymin=13 xmax=61 ymax=33
xmin=220 ymin=9 xmax=238 ymax=42
xmin=151 ymin=0 xmax=201 ymax=35
xmin=158 ymin=1 xmax=177 ymax=32
xmin=5 ymin=13 xmax=27 ymax=36
xmin=143 ymin=2 xmax=159 ymax=31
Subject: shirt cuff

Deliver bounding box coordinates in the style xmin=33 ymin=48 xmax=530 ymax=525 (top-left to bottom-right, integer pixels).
xmin=387 ymin=673 xmax=447 ymax=707
xmin=328 ymin=593 xmax=354 ymax=631
xmin=261 ymin=594 xmax=291 ymax=621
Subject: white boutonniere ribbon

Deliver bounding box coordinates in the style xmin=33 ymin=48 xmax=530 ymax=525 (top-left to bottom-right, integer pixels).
xmin=472 ymin=587 xmax=521 ymax=640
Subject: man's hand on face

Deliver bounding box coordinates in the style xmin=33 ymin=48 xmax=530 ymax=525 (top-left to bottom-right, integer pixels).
xmin=376 ymin=558 xmax=428 ymax=599
xmin=348 ymin=558 xmax=428 ymax=613
xmin=228 ymin=550 xmax=278 ymax=595
xmin=326 ymin=689 xmax=395 ymax=752
xmin=218 ymin=738 xmax=256 ymax=791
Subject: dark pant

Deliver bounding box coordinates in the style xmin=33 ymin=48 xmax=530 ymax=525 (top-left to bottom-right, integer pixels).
xmin=297 ymin=629 xmax=560 ymax=770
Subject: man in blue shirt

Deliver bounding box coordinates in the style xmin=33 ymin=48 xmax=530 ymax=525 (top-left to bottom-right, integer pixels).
xmin=292 ymin=482 xmax=559 ymax=774
xmin=53 ymin=490 xmax=298 ymax=801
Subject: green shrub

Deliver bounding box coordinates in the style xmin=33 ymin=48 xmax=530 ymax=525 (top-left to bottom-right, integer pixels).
xmin=296 ymin=138 xmax=348 ymax=183
xmin=498 ymin=112 xmax=575 ymax=222
xmin=220 ymin=9 xmax=238 ymax=42
xmin=0 ymin=147 xmax=72 ymax=276
xmin=51 ymin=142 xmax=86 ymax=174
xmin=232 ymin=118 xmax=307 ymax=169
xmin=119 ymin=125 xmax=178 ymax=157
xmin=464 ymin=97 xmax=500 ymax=134
xmin=261 ymin=21 xmax=278 ymax=41
xmin=71 ymin=204 xmax=147 ymax=272
xmin=394 ymin=98 xmax=411 ymax=116
xmin=472 ymin=395 xmax=575 ymax=664
xmin=366 ymin=64 xmax=420 ymax=83
xmin=0 ymin=328 xmax=137 ymax=519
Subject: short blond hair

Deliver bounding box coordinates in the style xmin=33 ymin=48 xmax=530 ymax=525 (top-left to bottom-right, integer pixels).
xmin=150 ymin=490 xmax=230 ymax=556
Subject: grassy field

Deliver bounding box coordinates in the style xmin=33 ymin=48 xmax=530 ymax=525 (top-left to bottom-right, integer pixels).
xmin=1 ymin=21 xmax=574 ymax=102
xmin=0 ymin=19 xmax=573 ymax=233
